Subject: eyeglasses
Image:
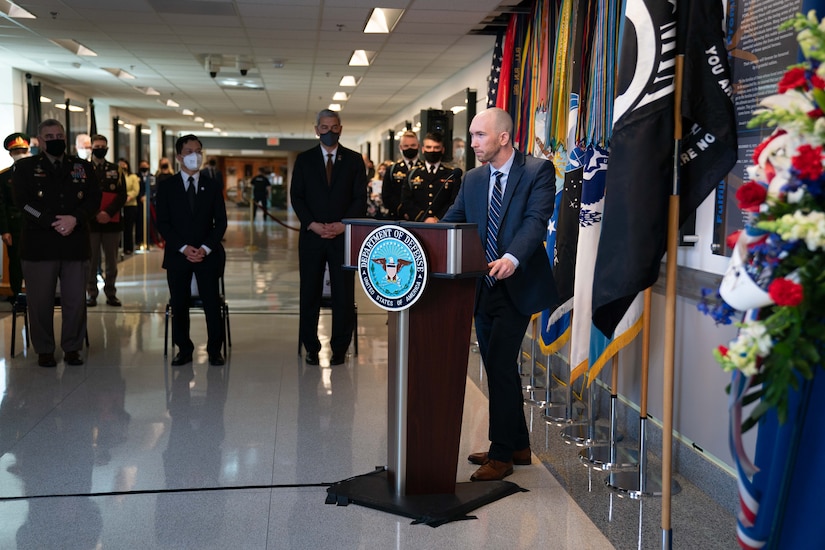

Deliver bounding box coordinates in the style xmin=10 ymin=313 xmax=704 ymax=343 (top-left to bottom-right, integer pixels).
xmin=317 ymin=124 xmax=341 ymax=132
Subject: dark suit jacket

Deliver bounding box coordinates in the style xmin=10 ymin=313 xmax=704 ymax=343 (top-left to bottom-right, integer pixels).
xmin=441 ymin=149 xmax=558 ymax=316
xmin=155 ymin=172 xmax=227 ymax=270
xmin=290 ymin=144 xmax=367 ymax=228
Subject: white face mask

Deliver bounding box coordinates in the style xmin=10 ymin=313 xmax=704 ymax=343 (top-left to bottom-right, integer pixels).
xmin=11 ymin=151 xmax=31 ymax=163
xmin=76 ymin=147 xmax=89 ymax=160
xmin=182 ymin=152 xmax=203 ymax=171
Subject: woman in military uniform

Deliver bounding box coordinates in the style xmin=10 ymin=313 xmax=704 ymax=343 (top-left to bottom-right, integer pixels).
xmin=12 ymin=119 xmax=101 ymax=367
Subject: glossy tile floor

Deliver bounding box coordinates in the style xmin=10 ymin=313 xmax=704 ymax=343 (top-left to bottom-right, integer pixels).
xmin=0 ymin=208 xmax=733 ymax=549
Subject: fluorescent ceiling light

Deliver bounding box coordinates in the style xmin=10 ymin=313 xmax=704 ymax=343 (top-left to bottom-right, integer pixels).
xmin=328 ymin=104 xmax=341 ymax=111
xmin=363 ymin=8 xmax=404 ymax=34
xmin=181 ymin=109 xmax=194 ymax=116
xmin=135 ymin=86 xmax=160 ymax=96
xmin=212 ymin=127 xmax=221 ymax=132
xmin=123 ymin=123 xmax=134 ymax=130
xmin=215 ymin=76 xmax=264 ymax=90
xmin=0 ymin=1 xmax=35 ymax=18
xmin=55 ymin=103 xmax=85 ymax=112
xmin=103 ymin=67 xmax=135 ymax=80
xmin=348 ymin=50 xmax=374 ymax=67
xmin=204 ymin=122 xmax=214 ymax=128
xmin=450 ymin=106 xmax=467 ymax=114
xmin=141 ymin=128 xmax=152 ymax=135
xmin=194 ymin=116 xmax=204 ymax=122
xmin=117 ymin=119 xmax=124 ymax=125
xmin=332 ymin=92 xmax=349 ymax=101
xmin=166 ymin=99 xmax=179 ymax=107
xmin=50 ymin=38 xmax=97 ymax=56
xmin=339 ymin=75 xmax=360 ymax=87
xmin=40 ymin=95 xmax=52 ymax=103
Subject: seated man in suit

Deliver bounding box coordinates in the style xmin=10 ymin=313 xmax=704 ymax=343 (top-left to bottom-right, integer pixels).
xmin=156 ymin=134 xmax=228 ymax=367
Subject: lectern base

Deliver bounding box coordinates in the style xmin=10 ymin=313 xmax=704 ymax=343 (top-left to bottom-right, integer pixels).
xmin=325 ymin=468 xmax=526 ymax=527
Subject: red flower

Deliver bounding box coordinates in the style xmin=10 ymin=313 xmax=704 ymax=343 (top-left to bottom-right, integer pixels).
xmin=792 ymin=144 xmax=824 ymax=180
xmin=808 ymin=107 xmax=824 ymax=119
xmin=812 ymin=74 xmax=825 ymax=90
xmin=726 ymin=230 xmax=742 ymax=250
xmin=768 ymin=278 xmax=804 ymax=307
xmin=778 ymin=67 xmax=808 ymax=93
xmin=735 ymin=181 xmax=768 ymax=212
xmin=717 ymin=345 xmax=729 ymax=357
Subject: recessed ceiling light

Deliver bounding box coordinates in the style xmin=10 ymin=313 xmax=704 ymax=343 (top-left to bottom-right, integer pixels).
xmin=339 ymin=75 xmax=360 ymax=87
xmin=40 ymin=95 xmax=52 ymax=103
xmin=212 ymin=127 xmax=221 ymax=132
xmin=55 ymin=103 xmax=85 ymax=112
xmin=332 ymin=92 xmax=349 ymax=101
xmin=204 ymin=122 xmax=214 ymax=129
xmin=348 ymin=50 xmax=374 ymax=67
xmin=194 ymin=116 xmax=204 ymax=122
xmin=166 ymin=99 xmax=179 ymax=107
xmin=141 ymin=128 xmax=152 ymax=135
xmin=450 ymin=106 xmax=466 ymax=114
xmin=328 ymin=104 xmax=341 ymax=112
xmin=181 ymin=109 xmax=194 ymax=116
xmin=363 ymin=8 xmax=404 ymax=34
xmin=50 ymin=38 xmax=97 ymax=56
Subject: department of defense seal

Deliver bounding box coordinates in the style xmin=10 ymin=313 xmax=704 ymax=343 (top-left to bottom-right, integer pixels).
xmin=358 ymin=225 xmax=428 ymax=311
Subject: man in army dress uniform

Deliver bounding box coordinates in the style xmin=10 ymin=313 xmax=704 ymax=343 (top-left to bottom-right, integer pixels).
xmin=398 ymin=132 xmax=462 ymax=222
xmin=0 ymin=133 xmax=30 ymax=301
xmin=86 ymin=134 xmax=127 ymax=307
xmin=12 ymin=119 xmax=101 ymax=367
xmin=381 ymin=130 xmax=422 ymax=220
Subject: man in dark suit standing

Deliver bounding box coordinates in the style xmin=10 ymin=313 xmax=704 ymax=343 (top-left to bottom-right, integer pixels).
xmin=290 ymin=109 xmax=367 ymax=366
xmin=156 ymin=134 xmax=228 ymax=367
xmin=441 ymin=108 xmax=557 ymax=481
xmin=201 ymin=157 xmax=224 ymax=196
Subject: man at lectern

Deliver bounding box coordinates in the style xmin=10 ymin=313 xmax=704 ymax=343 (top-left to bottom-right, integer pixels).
xmin=441 ymin=107 xmax=557 ymax=482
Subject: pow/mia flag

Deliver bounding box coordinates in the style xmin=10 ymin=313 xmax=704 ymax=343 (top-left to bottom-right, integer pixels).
xmin=593 ymin=0 xmax=677 ymax=337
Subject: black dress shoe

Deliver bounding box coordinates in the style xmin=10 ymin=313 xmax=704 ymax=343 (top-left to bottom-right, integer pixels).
xmin=305 ymin=352 xmax=320 ymax=365
xmin=330 ymin=353 xmax=346 ymax=365
xmin=64 ymin=351 xmax=84 ymax=366
xmin=106 ymin=296 xmax=122 ymax=306
xmin=170 ymin=352 xmax=193 ymax=366
xmin=38 ymin=353 xmax=57 ymax=367
xmin=86 ymin=297 xmax=97 ymax=307
xmin=208 ymin=353 xmax=225 ymax=366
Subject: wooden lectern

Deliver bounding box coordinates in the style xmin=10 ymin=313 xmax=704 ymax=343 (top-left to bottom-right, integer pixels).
xmin=344 ymin=219 xmax=487 ymax=495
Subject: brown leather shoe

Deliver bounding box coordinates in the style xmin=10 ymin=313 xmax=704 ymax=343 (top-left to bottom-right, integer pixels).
xmin=468 ymin=447 xmax=531 ymax=466
xmin=470 ymin=459 xmax=514 ymax=482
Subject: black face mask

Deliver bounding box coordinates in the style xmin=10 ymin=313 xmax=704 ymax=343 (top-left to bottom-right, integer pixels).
xmin=319 ymin=131 xmax=340 ymax=147
xmin=44 ymin=139 xmax=66 ymax=157
xmin=92 ymin=148 xmax=108 ymax=159
xmin=424 ymin=151 xmax=443 ymax=164
xmin=139 ymin=167 xmax=149 ymax=174
xmin=401 ymin=147 xmax=418 ymax=160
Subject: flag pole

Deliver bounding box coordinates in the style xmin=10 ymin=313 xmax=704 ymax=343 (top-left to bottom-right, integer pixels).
xmin=661 ymin=50 xmax=685 ymax=550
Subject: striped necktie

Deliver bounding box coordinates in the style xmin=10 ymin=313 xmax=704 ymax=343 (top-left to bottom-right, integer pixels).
xmin=485 ymin=171 xmax=503 ymax=287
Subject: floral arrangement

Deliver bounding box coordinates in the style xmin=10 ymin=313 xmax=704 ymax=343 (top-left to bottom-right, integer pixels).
xmin=699 ymin=11 xmax=825 ymax=431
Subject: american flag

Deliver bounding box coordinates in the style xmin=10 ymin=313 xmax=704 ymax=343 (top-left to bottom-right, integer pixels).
xmin=486 ymin=32 xmax=503 ymax=108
